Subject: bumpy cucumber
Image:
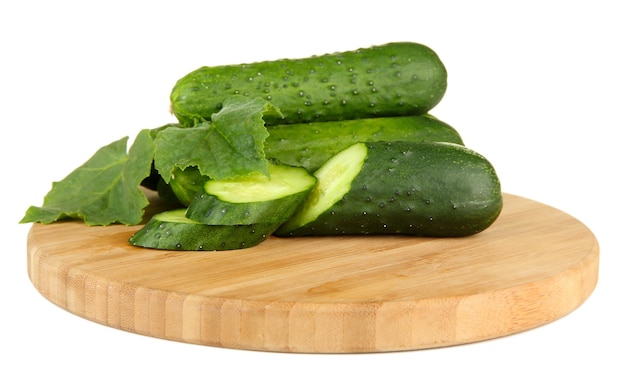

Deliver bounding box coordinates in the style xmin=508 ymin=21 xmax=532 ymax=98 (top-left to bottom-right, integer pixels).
xmin=265 ymin=114 xmax=463 ymax=172
xmin=186 ymin=164 xmax=316 ymax=225
xmin=169 ymin=166 xmax=210 ymax=206
xmin=129 ymin=209 xmax=277 ymax=251
xmin=170 ymin=42 xmax=447 ymax=126
xmin=275 ymin=141 xmax=502 ymax=237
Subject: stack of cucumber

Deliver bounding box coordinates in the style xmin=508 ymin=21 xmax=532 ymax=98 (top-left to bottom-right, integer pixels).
xmin=129 ymin=42 xmax=503 ymax=251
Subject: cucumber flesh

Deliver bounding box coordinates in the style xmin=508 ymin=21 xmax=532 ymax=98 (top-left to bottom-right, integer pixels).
xmin=205 ymin=164 xmax=315 ymax=203
xmin=186 ymin=164 xmax=316 ymax=225
xmin=129 ymin=209 xmax=276 ymax=251
xmin=278 ymin=143 xmax=367 ymax=231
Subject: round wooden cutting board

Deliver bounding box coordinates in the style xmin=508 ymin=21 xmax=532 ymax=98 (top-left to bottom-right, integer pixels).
xmin=26 ymin=193 xmax=599 ymax=353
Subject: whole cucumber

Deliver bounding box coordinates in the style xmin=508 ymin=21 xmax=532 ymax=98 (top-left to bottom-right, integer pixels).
xmin=170 ymin=42 xmax=447 ymax=126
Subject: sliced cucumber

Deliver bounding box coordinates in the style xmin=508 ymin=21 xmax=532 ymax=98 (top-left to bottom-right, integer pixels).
xmin=265 ymin=114 xmax=464 ymax=172
xmin=185 ymin=163 xmax=316 ymax=225
xmin=128 ymin=209 xmax=276 ymax=251
xmin=275 ymin=141 xmax=503 ymax=237
xmin=278 ymin=143 xmax=368 ymax=230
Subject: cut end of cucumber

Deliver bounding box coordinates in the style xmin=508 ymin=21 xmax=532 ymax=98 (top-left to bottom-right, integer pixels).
xmin=152 ymin=209 xmax=201 ymax=224
xmin=278 ymin=142 xmax=368 ymax=233
xmin=204 ymin=164 xmax=316 ymax=203
xmin=129 ymin=208 xmax=277 ymax=251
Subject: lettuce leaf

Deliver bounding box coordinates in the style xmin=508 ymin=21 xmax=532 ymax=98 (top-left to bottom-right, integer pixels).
xmin=20 ymin=129 xmax=155 ymax=226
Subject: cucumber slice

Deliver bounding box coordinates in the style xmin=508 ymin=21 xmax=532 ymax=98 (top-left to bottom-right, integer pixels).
xmin=186 ymin=164 xmax=316 ymax=225
xmin=277 ymin=143 xmax=367 ymax=231
xmin=275 ymin=141 xmax=503 ymax=237
xmin=129 ymin=209 xmax=276 ymax=251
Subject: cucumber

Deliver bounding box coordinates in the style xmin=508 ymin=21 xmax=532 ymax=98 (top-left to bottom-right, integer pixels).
xmin=128 ymin=209 xmax=277 ymax=251
xmin=275 ymin=141 xmax=503 ymax=237
xmin=130 ymin=164 xmax=316 ymax=251
xmin=185 ymin=164 xmax=316 ymax=225
xmin=169 ymin=166 xmax=210 ymax=206
xmin=170 ymin=42 xmax=447 ymax=127
xmin=265 ymin=114 xmax=464 ymax=172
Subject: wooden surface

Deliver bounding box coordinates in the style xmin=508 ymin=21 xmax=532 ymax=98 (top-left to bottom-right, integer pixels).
xmin=26 ymin=193 xmax=599 ymax=353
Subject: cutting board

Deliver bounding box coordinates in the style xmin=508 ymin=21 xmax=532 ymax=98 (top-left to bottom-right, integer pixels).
xmin=27 ymin=192 xmax=599 ymax=353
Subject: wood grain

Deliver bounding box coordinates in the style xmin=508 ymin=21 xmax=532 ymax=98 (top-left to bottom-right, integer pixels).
xmin=26 ymin=193 xmax=599 ymax=353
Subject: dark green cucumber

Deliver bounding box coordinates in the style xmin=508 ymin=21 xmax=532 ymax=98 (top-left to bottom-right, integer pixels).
xmin=275 ymin=141 xmax=503 ymax=237
xmin=129 ymin=209 xmax=276 ymax=251
xmin=169 ymin=166 xmax=211 ymax=206
xmin=186 ymin=164 xmax=316 ymax=225
xmin=265 ymin=114 xmax=463 ymax=172
xmin=170 ymin=42 xmax=447 ymax=127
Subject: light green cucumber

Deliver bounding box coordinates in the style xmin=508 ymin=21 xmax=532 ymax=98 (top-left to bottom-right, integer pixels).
xmin=128 ymin=209 xmax=277 ymax=251
xmin=275 ymin=141 xmax=503 ymax=237
xmin=170 ymin=42 xmax=447 ymax=126
xmin=265 ymin=114 xmax=463 ymax=172
xmin=185 ymin=164 xmax=316 ymax=225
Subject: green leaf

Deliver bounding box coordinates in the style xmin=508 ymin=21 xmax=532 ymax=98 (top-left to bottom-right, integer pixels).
xmin=154 ymin=95 xmax=281 ymax=182
xmin=20 ymin=129 xmax=156 ymax=226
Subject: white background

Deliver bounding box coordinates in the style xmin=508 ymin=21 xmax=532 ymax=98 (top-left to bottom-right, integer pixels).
xmin=2 ymin=1 xmax=624 ymax=378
